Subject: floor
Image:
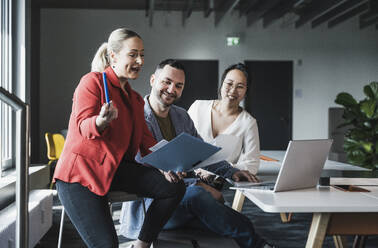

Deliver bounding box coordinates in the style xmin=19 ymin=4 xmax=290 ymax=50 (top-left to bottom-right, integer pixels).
xmin=36 ymin=188 xmax=378 ymax=248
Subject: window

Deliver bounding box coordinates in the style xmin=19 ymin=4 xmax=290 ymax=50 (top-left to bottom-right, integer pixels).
xmin=0 ymin=0 xmax=13 ymax=175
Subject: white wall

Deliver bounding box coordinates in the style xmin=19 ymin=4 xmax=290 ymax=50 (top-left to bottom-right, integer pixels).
xmin=39 ymin=8 xmax=378 ymax=160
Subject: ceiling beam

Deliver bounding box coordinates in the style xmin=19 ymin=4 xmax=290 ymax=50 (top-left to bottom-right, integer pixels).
xmin=182 ymin=0 xmax=194 ymax=26
xmin=360 ymin=11 xmax=378 ymax=22
xmin=295 ymin=0 xmax=344 ymax=28
xmin=148 ymin=0 xmax=155 ymax=27
xmin=214 ymin=0 xmax=241 ymax=27
xmin=312 ymin=0 xmax=365 ymax=28
xmin=360 ymin=0 xmax=378 ymax=21
xmin=246 ymin=0 xmax=282 ymax=27
xmin=328 ymin=2 xmax=369 ymax=28
xmin=262 ymin=0 xmax=298 ymax=28
xmin=34 ymin=0 xmax=145 ymax=9
xmin=360 ymin=15 xmax=378 ymax=29
xmin=238 ymin=0 xmax=259 ymax=17
xmin=204 ymin=0 xmax=214 ymax=18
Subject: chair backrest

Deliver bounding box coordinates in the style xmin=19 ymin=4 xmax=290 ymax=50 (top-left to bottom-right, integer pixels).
xmin=45 ymin=132 xmax=65 ymax=161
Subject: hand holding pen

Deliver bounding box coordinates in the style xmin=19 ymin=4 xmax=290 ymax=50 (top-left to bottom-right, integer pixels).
xmin=95 ymin=72 xmax=118 ymax=133
xmin=96 ymin=101 xmax=118 ymax=131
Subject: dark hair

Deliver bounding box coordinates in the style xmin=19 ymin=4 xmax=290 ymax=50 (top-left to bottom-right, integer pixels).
xmin=220 ymin=63 xmax=248 ymax=84
xmin=218 ymin=63 xmax=249 ymax=98
xmin=155 ymin=59 xmax=186 ymax=75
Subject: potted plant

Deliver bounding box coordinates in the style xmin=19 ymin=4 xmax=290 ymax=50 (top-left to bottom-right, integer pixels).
xmin=335 ymin=81 xmax=378 ymax=171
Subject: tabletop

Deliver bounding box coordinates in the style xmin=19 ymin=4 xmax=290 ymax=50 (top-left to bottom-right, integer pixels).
xmin=239 ymin=186 xmax=378 ymax=213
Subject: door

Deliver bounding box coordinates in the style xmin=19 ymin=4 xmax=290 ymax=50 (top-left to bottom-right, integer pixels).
xmin=175 ymin=60 xmax=218 ymax=110
xmin=244 ymin=61 xmax=293 ymax=150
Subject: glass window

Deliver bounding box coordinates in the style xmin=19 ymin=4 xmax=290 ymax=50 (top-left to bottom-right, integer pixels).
xmin=0 ymin=0 xmax=13 ymax=175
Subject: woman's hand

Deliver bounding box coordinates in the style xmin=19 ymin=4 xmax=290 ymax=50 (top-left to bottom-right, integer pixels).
xmin=96 ymin=101 xmax=118 ymax=132
xmin=232 ymin=170 xmax=259 ymax=183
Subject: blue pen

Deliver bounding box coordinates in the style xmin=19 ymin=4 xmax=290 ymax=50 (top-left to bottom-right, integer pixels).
xmin=102 ymin=72 xmax=110 ymax=103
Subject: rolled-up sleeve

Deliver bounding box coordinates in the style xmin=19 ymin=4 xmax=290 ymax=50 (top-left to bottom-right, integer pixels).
xmin=231 ymin=120 xmax=260 ymax=174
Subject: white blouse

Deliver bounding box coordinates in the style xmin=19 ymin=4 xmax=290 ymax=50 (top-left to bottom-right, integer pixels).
xmin=188 ymin=100 xmax=260 ymax=174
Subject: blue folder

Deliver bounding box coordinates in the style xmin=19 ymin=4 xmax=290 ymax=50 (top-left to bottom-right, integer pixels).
xmin=141 ymin=132 xmax=221 ymax=172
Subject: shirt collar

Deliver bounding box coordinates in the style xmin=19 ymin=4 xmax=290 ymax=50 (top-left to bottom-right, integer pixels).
xmin=105 ymin=66 xmax=132 ymax=95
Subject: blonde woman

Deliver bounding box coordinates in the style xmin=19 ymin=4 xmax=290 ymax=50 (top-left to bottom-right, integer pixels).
xmin=53 ymin=28 xmax=185 ymax=248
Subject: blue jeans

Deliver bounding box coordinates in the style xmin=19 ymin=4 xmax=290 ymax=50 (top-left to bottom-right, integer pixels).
xmin=164 ymin=185 xmax=265 ymax=248
xmin=56 ymin=160 xmax=186 ymax=248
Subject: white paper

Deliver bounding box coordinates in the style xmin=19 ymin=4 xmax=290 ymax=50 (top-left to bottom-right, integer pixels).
xmin=190 ymin=134 xmax=239 ymax=170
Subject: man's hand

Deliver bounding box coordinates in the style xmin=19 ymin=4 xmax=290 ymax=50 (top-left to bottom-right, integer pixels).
xmin=194 ymin=168 xmax=215 ymax=183
xmin=232 ymin=170 xmax=259 ymax=183
xmin=176 ymin=172 xmax=186 ymax=180
xmin=161 ymin=170 xmax=182 ymax=183
xmin=96 ymin=101 xmax=118 ymax=132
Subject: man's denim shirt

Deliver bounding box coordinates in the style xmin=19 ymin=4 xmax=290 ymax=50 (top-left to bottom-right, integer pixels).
xmin=119 ymin=95 xmax=239 ymax=239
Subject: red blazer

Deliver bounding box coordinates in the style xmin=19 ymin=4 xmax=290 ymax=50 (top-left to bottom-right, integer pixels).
xmin=53 ymin=67 xmax=157 ymax=196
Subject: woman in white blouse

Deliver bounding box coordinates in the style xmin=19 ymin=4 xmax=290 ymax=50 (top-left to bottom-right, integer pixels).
xmin=188 ymin=63 xmax=260 ymax=175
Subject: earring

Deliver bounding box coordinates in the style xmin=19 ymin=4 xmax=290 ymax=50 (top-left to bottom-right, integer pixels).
xmin=112 ymin=65 xmax=115 ymax=68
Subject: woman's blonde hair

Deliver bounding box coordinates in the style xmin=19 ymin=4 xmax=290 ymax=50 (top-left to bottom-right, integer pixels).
xmin=91 ymin=28 xmax=141 ymax=72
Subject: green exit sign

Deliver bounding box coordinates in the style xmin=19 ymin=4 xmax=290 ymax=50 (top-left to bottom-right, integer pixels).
xmin=227 ymin=37 xmax=240 ymax=46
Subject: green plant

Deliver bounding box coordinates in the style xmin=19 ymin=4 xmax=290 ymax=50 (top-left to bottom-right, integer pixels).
xmin=335 ymin=81 xmax=378 ymax=171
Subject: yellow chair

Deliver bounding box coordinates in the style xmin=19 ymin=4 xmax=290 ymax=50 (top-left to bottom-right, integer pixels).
xmin=45 ymin=132 xmax=65 ymax=189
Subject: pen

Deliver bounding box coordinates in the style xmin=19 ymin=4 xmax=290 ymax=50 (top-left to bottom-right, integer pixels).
xmin=102 ymin=72 xmax=110 ymax=103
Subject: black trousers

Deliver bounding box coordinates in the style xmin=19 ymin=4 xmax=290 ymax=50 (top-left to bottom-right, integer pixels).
xmin=56 ymin=160 xmax=186 ymax=248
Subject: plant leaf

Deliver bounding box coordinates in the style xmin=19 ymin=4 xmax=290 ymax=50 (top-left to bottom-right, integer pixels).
xmin=347 ymin=149 xmax=366 ymax=165
xmin=363 ymin=121 xmax=372 ymax=128
xmin=364 ymin=84 xmax=375 ymax=99
xmin=369 ymin=82 xmax=378 ymax=99
xmin=335 ymin=92 xmax=357 ymax=107
xmin=360 ymin=100 xmax=376 ymax=118
xmin=362 ymin=142 xmax=373 ymax=153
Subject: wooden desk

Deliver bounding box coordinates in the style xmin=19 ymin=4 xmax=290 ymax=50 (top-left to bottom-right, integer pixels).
xmin=237 ymin=186 xmax=378 ymax=248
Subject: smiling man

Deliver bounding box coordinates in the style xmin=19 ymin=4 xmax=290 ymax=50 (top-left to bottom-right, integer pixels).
xmin=119 ymin=59 xmax=275 ymax=248
xmin=149 ymin=62 xmax=184 ymax=110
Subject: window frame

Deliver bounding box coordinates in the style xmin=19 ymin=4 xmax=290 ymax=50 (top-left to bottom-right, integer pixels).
xmin=0 ymin=0 xmax=14 ymax=175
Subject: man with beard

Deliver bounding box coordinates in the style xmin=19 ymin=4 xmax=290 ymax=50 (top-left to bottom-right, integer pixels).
xmin=119 ymin=59 xmax=275 ymax=248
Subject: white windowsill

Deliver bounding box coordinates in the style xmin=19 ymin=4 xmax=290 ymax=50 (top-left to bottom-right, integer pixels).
xmin=0 ymin=165 xmax=47 ymax=189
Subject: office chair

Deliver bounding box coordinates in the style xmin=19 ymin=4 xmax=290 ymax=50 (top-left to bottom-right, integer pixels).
xmin=45 ymin=132 xmax=65 ymax=189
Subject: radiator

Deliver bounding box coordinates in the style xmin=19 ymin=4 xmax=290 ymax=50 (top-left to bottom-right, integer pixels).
xmin=0 ymin=190 xmax=53 ymax=248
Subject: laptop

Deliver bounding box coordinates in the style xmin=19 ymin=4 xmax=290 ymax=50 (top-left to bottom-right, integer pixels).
xmin=229 ymin=139 xmax=333 ymax=192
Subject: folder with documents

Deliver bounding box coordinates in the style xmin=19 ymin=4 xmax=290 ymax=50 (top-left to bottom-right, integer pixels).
xmin=141 ymin=132 xmax=221 ymax=172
